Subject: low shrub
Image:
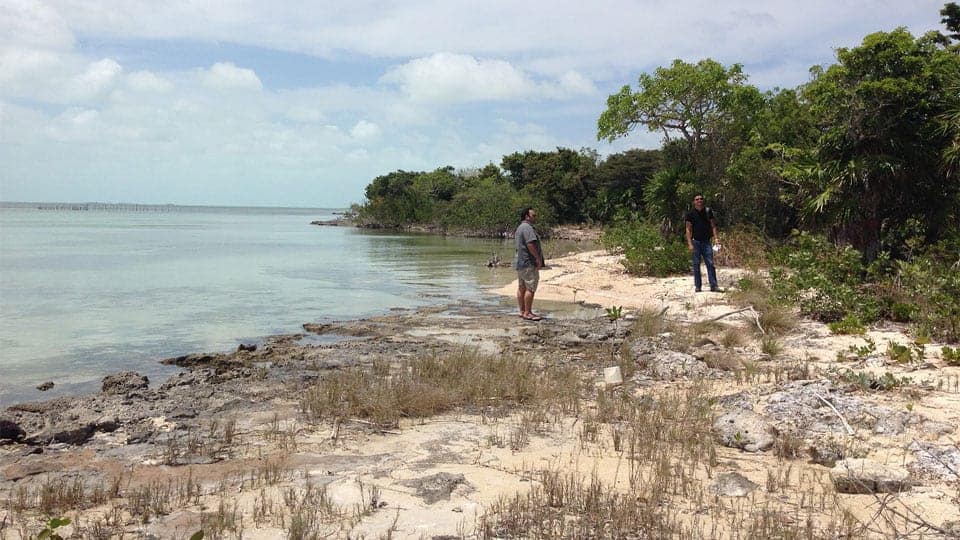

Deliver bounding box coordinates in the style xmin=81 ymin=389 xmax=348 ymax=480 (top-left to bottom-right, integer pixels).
xmin=769 ymin=232 xmax=877 ymax=323
xmin=891 ymin=243 xmax=960 ymax=342
xmin=943 ymin=346 xmax=960 ymax=366
xmin=836 ymin=369 xmax=911 ymax=392
xmin=828 ymin=314 xmax=866 ymax=335
xmin=601 ymin=220 xmax=689 ymax=277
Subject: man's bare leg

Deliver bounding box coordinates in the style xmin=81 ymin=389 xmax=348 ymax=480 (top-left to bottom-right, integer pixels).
xmin=524 ymin=290 xmax=535 ymax=317
xmin=517 ymin=284 xmax=527 ymax=317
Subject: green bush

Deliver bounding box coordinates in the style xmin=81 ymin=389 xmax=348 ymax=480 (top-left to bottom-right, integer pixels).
xmin=828 ymin=314 xmax=866 ymax=335
xmin=769 ymin=232 xmax=877 ymax=322
xmin=601 ymin=220 xmax=689 ymax=277
xmin=892 ymin=243 xmax=960 ymax=342
xmin=942 ymin=346 xmax=960 ymax=366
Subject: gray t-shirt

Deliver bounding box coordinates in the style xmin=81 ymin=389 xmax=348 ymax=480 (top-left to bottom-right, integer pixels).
xmin=514 ymin=221 xmax=541 ymax=270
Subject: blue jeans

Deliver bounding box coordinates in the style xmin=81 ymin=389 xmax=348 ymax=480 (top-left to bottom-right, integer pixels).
xmin=691 ymin=239 xmax=718 ymax=291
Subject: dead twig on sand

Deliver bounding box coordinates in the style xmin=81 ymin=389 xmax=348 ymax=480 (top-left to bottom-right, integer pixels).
xmin=700 ymin=307 xmax=752 ymax=324
xmin=748 ymin=306 xmax=766 ymax=335
xmin=812 ymin=393 xmax=854 ymax=436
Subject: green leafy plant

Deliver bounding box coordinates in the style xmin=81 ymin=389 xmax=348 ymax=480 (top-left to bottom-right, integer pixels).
xmin=942 ymin=346 xmax=960 ymax=366
xmin=605 ymin=305 xmax=624 ymax=322
xmin=837 ymin=338 xmax=877 ymax=362
xmin=601 ymin=220 xmax=689 ymax=277
xmin=35 ymin=517 xmax=70 ymax=540
xmin=885 ymin=341 xmax=913 ymax=364
xmin=828 ymin=314 xmax=866 ymax=335
xmin=836 ymin=370 xmax=910 ymax=392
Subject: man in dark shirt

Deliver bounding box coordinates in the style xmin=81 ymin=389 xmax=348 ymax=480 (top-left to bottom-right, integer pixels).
xmin=684 ymin=194 xmax=719 ymax=292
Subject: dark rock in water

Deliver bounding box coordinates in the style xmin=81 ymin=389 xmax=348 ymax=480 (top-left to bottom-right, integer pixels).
xmin=237 ymin=343 xmax=257 ymax=352
xmin=36 ymin=381 xmax=54 ymax=391
xmin=0 ymin=418 xmax=26 ymax=442
xmin=401 ymin=472 xmax=469 ymax=504
xmin=160 ymin=352 xmax=229 ymax=368
xmin=102 ymin=371 xmax=149 ymax=395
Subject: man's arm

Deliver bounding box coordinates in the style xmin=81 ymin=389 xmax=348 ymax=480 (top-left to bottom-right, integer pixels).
xmin=710 ymin=218 xmax=719 ymax=242
xmin=685 ymin=221 xmax=694 ymax=252
xmin=526 ymin=241 xmax=543 ymax=268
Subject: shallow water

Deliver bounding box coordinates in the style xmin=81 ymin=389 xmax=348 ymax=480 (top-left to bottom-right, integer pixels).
xmin=0 ymin=204 xmax=519 ymax=405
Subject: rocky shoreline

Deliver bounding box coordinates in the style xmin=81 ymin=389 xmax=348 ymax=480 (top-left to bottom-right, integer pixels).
xmin=1 ymin=256 xmax=959 ymax=538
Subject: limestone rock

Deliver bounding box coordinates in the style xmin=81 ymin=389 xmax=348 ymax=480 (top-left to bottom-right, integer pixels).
xmin=872 ymin=410 xmax=917 ymax=436
xmin=713 ymin=411 xmax=776 ymax=452
xmin=101 ymin=371 xmax=149 ymax=395
xmin=920 ymin=420 xmax=955 ymax=438
xmin=36 ymin=381 xmax=54 ymax=391
xmin=766 ymin=380 xmax=865 ymax=434
xmin=558 ymin=332 xmax=583 ymax=345
xmin=908 ymin=441 xmax=960 ymax=480
xmin=830 ymin=459 xmax=911 ymax=494
xmin=711 ymin=472 xmax=758 ymax=497
xmin=808 ymin=435 xmax=851 ymax=467
xmin=648 ymin=351 xmax=710 ymax=380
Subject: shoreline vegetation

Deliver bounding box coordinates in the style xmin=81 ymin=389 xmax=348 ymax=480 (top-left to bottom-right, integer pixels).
xmin=1 ymin=5 xmax=959 ymax=538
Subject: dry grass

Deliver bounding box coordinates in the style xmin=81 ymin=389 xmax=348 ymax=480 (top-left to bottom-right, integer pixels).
xmin=480 ymin=381 xmax=862 ymax=539
xmin=758 ymin=306 xmax=798 ymax=336
xmin=300 ymin=349 xmax=583 ymax=427
xmin=720 ymin=326 xmax=749 ymax=348
xmin=629 ymin=306 xmax=669 ymax=337
xmin=702 ymin=350 xmax=743 ymax=371
xmin=713 ymin=225 xmax=770 ymax=270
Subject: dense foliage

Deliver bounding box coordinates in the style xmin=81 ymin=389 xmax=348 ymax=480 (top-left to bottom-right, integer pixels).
xmin=356 ymin=148 xmax=661 ymax=235
xmin=355 ymin=5 xmax=960 ymax=341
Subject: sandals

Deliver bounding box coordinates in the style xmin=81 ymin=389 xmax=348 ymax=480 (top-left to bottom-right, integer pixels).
xmin=520 ymin=314 xmax=543 ymax=321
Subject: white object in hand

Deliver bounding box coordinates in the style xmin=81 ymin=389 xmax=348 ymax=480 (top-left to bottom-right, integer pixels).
xmin=712 ymin=244 xmax=721 ymax=252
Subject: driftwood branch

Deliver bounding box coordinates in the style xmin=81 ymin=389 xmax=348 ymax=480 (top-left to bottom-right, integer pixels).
xmin=748 ymin=306 xmax=765 ymax=334
xmin=701 ymin=306 xmax=751 ymax=323
xmin=813 ymin=393 xmax=855 ymax=435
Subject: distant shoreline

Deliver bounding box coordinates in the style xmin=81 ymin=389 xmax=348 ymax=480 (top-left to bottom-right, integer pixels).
xmin=0 ymin=201 xmax=348 ymax=213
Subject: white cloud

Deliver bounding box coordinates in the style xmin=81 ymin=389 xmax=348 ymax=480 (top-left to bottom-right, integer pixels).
xmin=0 ymin=0 xmax=74 ymax=50
xmin=350 ymin=120 xmax=381 ymax=140
xmin=382 ymin=53 xmax=536 ymax=103
xmin=64 ymin=57 xmax=122 ymax=101
xmin=381 ymin=53 xmax=596 ymax=104
xmin=126 ymin=70 xmax=172 ymax=93
xmin=557 ymin=71 xmax=597 ymax=96
xmin=201 ymin=62 xmax=262 ymax=91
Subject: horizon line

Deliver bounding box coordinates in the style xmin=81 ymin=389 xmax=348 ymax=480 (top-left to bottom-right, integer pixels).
xmin=0 ymin=200 xmax=352 ymax=211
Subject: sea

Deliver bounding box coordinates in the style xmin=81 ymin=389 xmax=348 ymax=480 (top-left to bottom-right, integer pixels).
xmin=0 ymin=203 xmax=519 ymax=406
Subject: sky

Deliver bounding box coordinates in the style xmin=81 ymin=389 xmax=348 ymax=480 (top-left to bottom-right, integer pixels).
xmin=0 ymin=0 xmax=948 ymax=208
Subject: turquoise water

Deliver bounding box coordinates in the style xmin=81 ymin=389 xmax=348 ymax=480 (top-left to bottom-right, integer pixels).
xmin=0 ymin=204 xmax=516 ymax=405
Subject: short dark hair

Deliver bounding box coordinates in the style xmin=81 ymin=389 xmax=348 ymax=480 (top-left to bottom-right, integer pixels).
xmin=519 ymin=207 xmax=534 ymax=221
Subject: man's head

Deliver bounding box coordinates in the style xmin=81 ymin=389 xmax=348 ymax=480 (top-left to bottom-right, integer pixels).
xmin=520 ymin=207 xmax=537 ymax=223
xmin=693 ymin=194 xmax=705 ymax=210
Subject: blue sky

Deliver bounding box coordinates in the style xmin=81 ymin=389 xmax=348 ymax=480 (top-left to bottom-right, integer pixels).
xmin=0 ymin=0 xmax=947 ymax=207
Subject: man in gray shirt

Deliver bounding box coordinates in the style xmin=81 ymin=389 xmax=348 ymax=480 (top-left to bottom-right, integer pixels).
xmin=514 ymin=207 xmax=544 ymax=321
